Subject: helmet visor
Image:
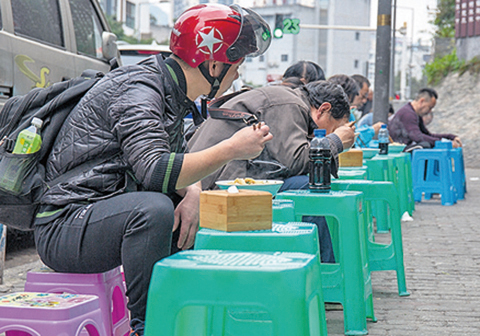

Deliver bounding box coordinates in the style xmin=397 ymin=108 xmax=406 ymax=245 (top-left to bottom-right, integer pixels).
xmin=227 ymin=5 xmax=271 ymax=63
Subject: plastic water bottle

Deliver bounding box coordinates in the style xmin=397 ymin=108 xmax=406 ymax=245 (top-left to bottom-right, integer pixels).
xmin=0 ymin=118 xmax=43 ymax=193
xmin=378 ymin=124 xmax=389 ymax=155
xmin=309 ymin=129 xmax=331 ymax=193
xmin=13 ymin=117 xmax=43 ymax=154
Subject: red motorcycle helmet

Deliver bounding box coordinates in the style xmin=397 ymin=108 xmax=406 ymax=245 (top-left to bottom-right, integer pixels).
xmin=170 ymin=4 xmax=271 ymax=68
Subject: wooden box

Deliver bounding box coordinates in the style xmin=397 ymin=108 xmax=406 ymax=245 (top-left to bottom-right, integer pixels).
xmin=200 ymin=189 xmax=272 ymax=232
xmin=339 ymin=149 xmax=364 ymax=167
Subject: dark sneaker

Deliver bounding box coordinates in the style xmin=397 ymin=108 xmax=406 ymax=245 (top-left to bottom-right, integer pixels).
xmin=130 ymin=318 xmax=145 ymax=336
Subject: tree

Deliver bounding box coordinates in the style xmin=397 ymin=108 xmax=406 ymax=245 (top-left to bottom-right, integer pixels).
xmin=431 ymin=0 xmax=455 ymax=38
xmin=106 ymin=15 xmax=154 ymax=45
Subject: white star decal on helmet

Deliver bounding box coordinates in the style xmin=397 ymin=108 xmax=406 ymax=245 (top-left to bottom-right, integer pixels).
xmin=196 ymin=27 xmax=224 ymax=55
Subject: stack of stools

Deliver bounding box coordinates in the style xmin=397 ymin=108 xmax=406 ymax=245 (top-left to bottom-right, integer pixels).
xmin=0 ymin=292 xmax=107 ymax=335
xmin=145 ymin=250 xmax=325 ymax=336
xmin=411 ymin=141 xmax=463 ymax=206
xmin=276 ymin=189 xmax=374 ymax=335
xmin=24 ymin=266 xmax=130 ymax=336
xmin=331 ymin=180 xmax=410 ymax=296
xmin=423 ymin=141 xmax=466 ymax=201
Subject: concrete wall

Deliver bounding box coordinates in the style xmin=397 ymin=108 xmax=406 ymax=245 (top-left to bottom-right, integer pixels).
xmin=456 ymin=36 xmax=480 ymax=61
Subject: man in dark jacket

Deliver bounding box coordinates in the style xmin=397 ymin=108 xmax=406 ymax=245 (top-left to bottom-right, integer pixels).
xmin=388 ymin=88 xmax=462 ymax=150
xmin=33 ymin=4 xmax=272 ymax=335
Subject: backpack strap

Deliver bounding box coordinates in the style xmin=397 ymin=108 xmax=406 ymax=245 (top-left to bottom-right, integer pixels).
xmin=207 ymin=88 xmax=258 ymax=126
xmin=208 ymin=108 xmax=258 ymax=126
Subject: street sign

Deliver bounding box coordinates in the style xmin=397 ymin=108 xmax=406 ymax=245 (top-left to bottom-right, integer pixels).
xmin=283 ymin=18 xmax=300 ymax=35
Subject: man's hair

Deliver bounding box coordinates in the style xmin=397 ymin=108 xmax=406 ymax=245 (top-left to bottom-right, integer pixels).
xmin=415 ymin=88 xmax=438 ymax=101
xmin=283 ymin=61 xmax=326 ymax=83
xmin=351 ymin=74 xmax=371 ymax=89
xmin=302 ymin=80 xmax=351 ymax=120
xmin=327 ymin=74 xmax=359 ymax=104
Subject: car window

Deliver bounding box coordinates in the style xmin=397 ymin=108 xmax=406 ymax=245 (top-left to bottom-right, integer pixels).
xmin=11 ymin=0 xmax=64 ymax=47
xmin=0 ymin=4 xmax=3 ymax=29
xmin=69 ymin=0 xmax=104 ymax=58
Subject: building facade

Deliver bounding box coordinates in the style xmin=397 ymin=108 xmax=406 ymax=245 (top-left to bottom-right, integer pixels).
xmin=455 ymin=0 xmax=480 ymax=61
xmin=104 ymin=0 xmax=371 ymax=86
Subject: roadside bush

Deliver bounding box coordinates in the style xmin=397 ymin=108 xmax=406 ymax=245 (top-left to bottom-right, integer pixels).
xmin=424 ymin=49 xmax=464 ymax=85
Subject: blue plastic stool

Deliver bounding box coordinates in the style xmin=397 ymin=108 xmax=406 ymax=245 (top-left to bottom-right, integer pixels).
xmin=427 ymin=141 xmax=466 ymax=200
xmin=145 ymin=250 xmax=325 ymax=336
xmin=411 ymin=148 xmax=457 ymax=206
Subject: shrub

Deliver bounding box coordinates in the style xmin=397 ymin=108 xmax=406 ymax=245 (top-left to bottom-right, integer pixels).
xmin=424 ymin=49 xmax=464 ymax=85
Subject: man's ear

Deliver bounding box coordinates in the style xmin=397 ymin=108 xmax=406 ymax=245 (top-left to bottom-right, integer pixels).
xmin=319 ymin=102 xmax=332 ymax=115
xmin=207 ymin=61 xmax=221 ymax=77
xmin=311 ymin=102 xmax=331 ymax=123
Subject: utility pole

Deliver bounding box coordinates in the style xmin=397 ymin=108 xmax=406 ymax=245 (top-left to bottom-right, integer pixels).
xmin=372 ymin=0 xmax=392 ymax=124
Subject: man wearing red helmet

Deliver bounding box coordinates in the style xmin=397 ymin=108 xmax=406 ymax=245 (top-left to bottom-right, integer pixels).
xmin=32 ymin=4 xmax=272 ymax=335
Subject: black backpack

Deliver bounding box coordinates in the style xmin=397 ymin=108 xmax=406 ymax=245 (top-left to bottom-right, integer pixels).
xmin=0 ymin=69 xmax=106 ymax=231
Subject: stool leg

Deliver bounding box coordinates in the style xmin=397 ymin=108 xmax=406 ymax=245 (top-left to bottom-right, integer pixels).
xmin=440 ymin=156 xmax=456 ymax=206
xmin=337 ymin=212 xmax=368 ymax=335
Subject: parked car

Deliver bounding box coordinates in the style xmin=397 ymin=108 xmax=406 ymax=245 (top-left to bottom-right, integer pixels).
xmin=0 ymin=0 xmax=118 ymax=108
xmin=117 ymin=43 xmax=171 ymax=65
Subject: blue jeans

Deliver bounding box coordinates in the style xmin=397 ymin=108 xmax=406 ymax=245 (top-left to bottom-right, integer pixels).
xmin=278 ymin=175 xmax=335 ymax=263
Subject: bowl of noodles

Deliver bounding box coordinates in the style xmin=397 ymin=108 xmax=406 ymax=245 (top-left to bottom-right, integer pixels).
xmin=216 ymin=178 xmax=284 ymax=196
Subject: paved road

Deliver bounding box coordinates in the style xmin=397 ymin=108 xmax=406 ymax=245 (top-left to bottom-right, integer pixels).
xmin=1 ymin=168 xmax=480 ymax=335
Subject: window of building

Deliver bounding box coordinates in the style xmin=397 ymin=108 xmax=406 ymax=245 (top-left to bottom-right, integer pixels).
xmin=126 ymin=1 xmax=136 ymax=29
xmin=281 ymin=54 xmax=288 ymax=62
xmin=354 ymin=59 xmax=359 ymax=68
xmin=259 ymin=55 xmax=265 ymax=62
xmin=355 ymin=32 xmax=360 ymax=41
xmin=246 ymin=57 xmax=253 ymax=63
xmin=12 ymin=0 xmax=64 ymax=47
xmin=69 ymin=0 xmax=105 ymax=58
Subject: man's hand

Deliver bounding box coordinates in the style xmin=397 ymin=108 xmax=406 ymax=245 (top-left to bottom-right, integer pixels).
xmin=333 ymin=125 xmax=356 ymax=150
xmin=452 ymin=137 xmax=462 ymax=148
xmin=173 ymin=183 xmax=201 ymax=250
xmin=226 ymin=122 xmax=273 ymax=160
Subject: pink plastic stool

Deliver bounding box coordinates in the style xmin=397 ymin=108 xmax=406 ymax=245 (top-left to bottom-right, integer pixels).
xmin=24 ymin=266 xmax=130 ymax=336
xmin=0 ymin=292 xmax=106 ymax=336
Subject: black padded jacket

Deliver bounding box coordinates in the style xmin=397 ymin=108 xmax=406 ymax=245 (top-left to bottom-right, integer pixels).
xmin=40 ymin=55 xmax=196 ymax=206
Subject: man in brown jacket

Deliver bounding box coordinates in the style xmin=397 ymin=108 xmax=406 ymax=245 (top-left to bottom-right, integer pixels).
xmin=189 ymin=80 xmax=355 ymax=263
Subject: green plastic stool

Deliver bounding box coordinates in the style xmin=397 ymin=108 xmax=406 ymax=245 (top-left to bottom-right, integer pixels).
xmin=389 ymin=153 xmax=415 ymax=215
xmin=145 ymin=250 xmax=325 ymax=336
xmin=194 ymin=223 xmax=326 ymax=335
xmin=272 ymin=199 xmax=296 ymax=222
xmin=336 ymin=169 xmax=368 ymax=180
xmin=276 ymin=190 xmax=374 ymax=335
xmin=364 ymin=155 xmax=399 ymax=232
xmin=331 ymin=180 xmax=410 ymax=296
xmin=388 ymin=144 xmax=406 ymax=153
xmin=195 ymin=223 xmax=321 ymax=258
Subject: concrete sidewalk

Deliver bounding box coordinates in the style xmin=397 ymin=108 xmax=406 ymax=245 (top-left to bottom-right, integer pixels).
xmin=327 ymin=168 xmax=480 ymax=335
xmin=1 ymin=169 xmax=480 ymax=335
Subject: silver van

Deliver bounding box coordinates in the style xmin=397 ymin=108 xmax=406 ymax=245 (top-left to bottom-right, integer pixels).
xmin=0 ymin=0 xmax=118 ymax=107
